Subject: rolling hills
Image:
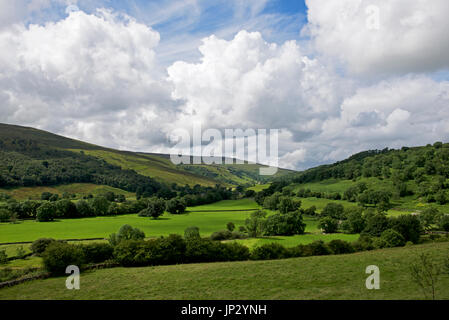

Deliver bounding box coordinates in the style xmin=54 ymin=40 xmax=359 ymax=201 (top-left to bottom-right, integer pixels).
xmin=0 ymin=123 xmax=292 ymax=195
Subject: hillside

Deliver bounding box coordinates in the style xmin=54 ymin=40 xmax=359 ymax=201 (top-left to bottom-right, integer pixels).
xmin=1 ymin=242 xmax=448 ymax=300
xmin=269 ymin=142 xmax=449 ymax=213
xmin=0 ymin=123 xmax=291 ymax=191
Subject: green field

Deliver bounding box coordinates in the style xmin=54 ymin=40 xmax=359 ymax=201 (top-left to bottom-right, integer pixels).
xmin=1 ymin=242 xmax=448 ymax=300
xmin=0 ymin=198 xmax=360 ymax=249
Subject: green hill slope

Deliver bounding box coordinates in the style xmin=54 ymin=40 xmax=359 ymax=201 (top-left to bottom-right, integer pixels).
xmin=1 ymin=242 xmax=448 ymax=300
xmin=0 ymin=123 xmax=291 ymax=188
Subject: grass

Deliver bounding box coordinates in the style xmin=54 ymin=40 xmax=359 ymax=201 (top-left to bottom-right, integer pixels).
xmin=1 ymin=242 xmax=448 ymax=300
xmin=0 ymin=211 xmax=254 ymax=243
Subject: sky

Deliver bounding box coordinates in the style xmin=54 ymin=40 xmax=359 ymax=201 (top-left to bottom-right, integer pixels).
xmin=0 ymin=0 xmax=449 ymax=171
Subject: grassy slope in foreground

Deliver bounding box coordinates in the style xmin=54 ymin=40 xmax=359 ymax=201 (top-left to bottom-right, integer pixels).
xmin=1 ymin=242 xmax=448 ymax=300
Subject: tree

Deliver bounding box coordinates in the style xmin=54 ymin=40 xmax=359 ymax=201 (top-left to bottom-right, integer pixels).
xmin=55 ymin=199 xmax=78 ymax=218
xmin=410 ymin=253 xmax=441 ymax=300
xmin=278 ymin=197 xmax=301 ymax=214
xmin=36 ymin=202 xmax=56 ymax=222
xmin=318 ymin=216 xmax=339 ymax=233
xmin=341 ymin=207 xmax=365 ymax=234
xmin=381 ymin=229 xmax=405 ymax=247
xmin=419 ymin=207 xmax=439 ymax=230
xmin=139 ymin=197 xmax=166 ymax=219
xmin=264 ymin=211 xmax=306 ymax=236
xmin=76 ymin=200 xmax=93 ymax=217
xmin=90 ymin=196 xmax=110 ymax=216
xmin=435 ymin=190 xmax=447 ymax=205
xmin=321 ymin=203 xmax=344 ymax=220
xmin=166 ymin=198 xmax=186 ymax=214
xmin=388 ymin=214 xmax=422 ymax=244
xmin=245 ymin=210 xmax=267 ymax=237
xmin=437 ymin=214 xmax=449 ymax=232
xmin=108 ymin=225 xmax=146 ymax=246
xmin=362 ymin=212 xmax=388 ymax=237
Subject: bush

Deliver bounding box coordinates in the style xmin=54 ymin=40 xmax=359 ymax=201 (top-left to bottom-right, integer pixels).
xmin=113 ymin=235 xmax=187 ymax=267
xmin=109 ymin=225 xmax=146 ymax=246
xmin=388 ymin=214 xmax=422 ymax=244
xmin=210 ymin=230 xmax=247 ymax=241
xmin=0 ymin=249 xmax=7 ymax=265
xmin=227 ymin=222 xmax=235 ymax=232
xmin=250 ymin=243 xmax=289 ymax=260
xmin=31 ymin=238 xmax=57 ymax=256
xmin=184 ymin=226 xmax=201 ymax=241
xmin=0 ymin=208 xmax=12 ymax=223
xmin=373 ymin=237 xmax=388 ymax=249
xmin=81 ymin=243 xmax=114 ymax=264
xmin=42 ymin=242 xmax=85 ymax=275
xmin=352 ymin=235 xmax=375 ymax=251
xmin=220 ymin=242 xmax=250 ymax=261
xmin=318 ymin=216 xmax=339 ymax=233
xmin=327 ymin=239 xmax=355 ymax=254
xmin=381 ymin=229 xmax=406 ymax=247
xmin=36 ymin=202 xmax=56 ymax=222
xmin=304 ymin=240 xmax=331 ymax=256
xmin=185 ymin=239 xmax=224 ymax=263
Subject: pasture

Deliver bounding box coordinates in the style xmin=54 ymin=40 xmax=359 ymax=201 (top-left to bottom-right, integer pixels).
xmin=1 ymin=242 xmax=448 ymax=300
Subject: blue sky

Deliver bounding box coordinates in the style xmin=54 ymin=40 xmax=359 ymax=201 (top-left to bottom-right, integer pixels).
xmin=28 ymin=0 xmax=309 ymax=65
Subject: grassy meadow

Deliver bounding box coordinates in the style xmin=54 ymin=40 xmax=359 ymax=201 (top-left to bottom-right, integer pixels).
xmin=1 ymin=242 xmax=448 ymax=300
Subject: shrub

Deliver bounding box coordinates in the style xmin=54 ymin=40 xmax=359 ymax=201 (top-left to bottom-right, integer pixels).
xmin=15 ymin=246 xmax=27 ymax=259
xmin=220 ymin=242 xmax=250 ymax=261
xmin=227 ymin=222 xmax=235 ymax=232
xmin=304 ymin=206 xmax=317 ymax=216
xmin=0 ymin=208 xmax=12 ymax=223
xmin=381 ymin=229 xmax=406 ymax=247
xmin=328 ymin=239 xmax=355 ymax=254
xmin=36 ymin=202 xmax=56 ymax=222
xmin=304 ymin=240 xmax=331 ymax=256
xmin=109 ymin=225 xmax=146 ymax=246
xmin=373 ymin=237 xmax=388 ymax=249
xmin=388 ymin=214 xmax=422 ymax=244
xmin=0 ymin=249 xmax=7 ymax=265
xmin=210 ymin=230 xmax=247 ymax=241
xmin=210 ymin=230 xmax=233 ymax=241
xmin=81 ymin=243 xmax=114 ymax=264
xmin=184 ymin=226 xmax=201 ymax=241
xmin=352 ymin=235 xmax=375 ymax=251
xmin=437 ymin=214 xmax=449 ymax=232
xmin=250 ymin=243 xmax=289 ymax=260
xmin=31 ymin=238 xmax=57 ymax=256
xmin=185 ymin=239 xmax=224 ymax=263
xmin=42 ymin=242 xmax=85 ymax=275
xmin=318 ymin=216 xmax=339 ymax=233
